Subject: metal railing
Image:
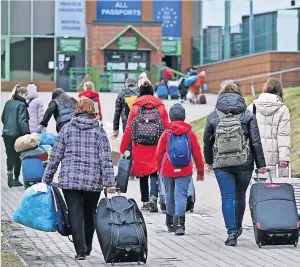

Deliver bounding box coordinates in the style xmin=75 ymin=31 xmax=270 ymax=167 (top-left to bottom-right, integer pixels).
xmin=233 ymin=66 xmax=300 ymax=95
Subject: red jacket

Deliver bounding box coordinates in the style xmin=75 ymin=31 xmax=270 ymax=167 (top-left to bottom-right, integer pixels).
xmin=156 ymin=121 xmax=204 ymax=178
xmin=120 ymin=95 xmax=169 ymax=177
xmin=78 ymin=90 xmax=103 ymax=120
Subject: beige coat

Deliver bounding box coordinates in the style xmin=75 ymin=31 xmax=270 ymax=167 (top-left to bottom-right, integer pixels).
xmin=248 ymin=93 xmax=291 ymax=172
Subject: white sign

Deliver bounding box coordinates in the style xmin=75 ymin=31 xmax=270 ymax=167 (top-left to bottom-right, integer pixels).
xmin=55 ymin=0 xmax=86 ymax=37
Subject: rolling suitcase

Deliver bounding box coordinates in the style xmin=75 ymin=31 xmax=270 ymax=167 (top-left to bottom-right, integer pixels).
xmin=156 ymin=85 xmax=169 ymax=100
xmin=249 ymin=169 xmax=300 ymax=248
xmin=22 ymin=158 xmax=45 ymax=189
xmin=159 ymin=178 xmax=195 ymax=213
xmin=96 ymin=192 xmax=147 ymax=265
xmin=169 ymin=86 xmax=179 ymax=99
xmin=199 ymin=94 xmax=207 ymax=104
xmin=115 ymin=152 xmax=132 ymax=193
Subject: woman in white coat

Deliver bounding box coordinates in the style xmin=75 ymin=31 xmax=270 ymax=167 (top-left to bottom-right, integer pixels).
xmin=248 ymin=78 xmax=290 ymax=176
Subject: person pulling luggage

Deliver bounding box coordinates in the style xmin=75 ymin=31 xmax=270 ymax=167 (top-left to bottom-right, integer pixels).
xmin=113 ymin=77 xmax=139 ymax=136
xmin=42 ymin=98 xmax=116 ymax=260
xmin=120 ymin=81 xmax=169 ymax=212
xmin=203 ymin=82 xmax=266 ymax=246
xmin=156 ymin=104 xmax=204 ymax=235
xmin=2 ymin=85 xmax=30 ymax=188
xmin=39 ymin=88 xmax=77 ymax=133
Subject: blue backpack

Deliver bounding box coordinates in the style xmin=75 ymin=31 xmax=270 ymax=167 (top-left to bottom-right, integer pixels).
xmin=167 ymin=132 xmax=192 ymax=167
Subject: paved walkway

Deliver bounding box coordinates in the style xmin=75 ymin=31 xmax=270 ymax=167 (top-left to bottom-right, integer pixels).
xmin=1 ymin=92 xmax=300 ymax=267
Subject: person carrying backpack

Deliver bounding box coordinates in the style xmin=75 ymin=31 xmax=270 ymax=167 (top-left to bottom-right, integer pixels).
xmin=156 ymin=104 xmax=204 ymax=235
xmin=203 ymin=82 xmax=266 ymax=246
xmin=113 ymin=77 xmax=139 ymax=136
xmin=78 ymin=81 xmax=102 ymax=121
xmin=120 ymin=81 xmax=169 ymax=212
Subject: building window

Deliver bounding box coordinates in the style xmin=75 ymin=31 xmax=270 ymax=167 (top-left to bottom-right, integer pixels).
xmin=33 ymin=1 xmax=55 ymax=35
xmin=10 ymin=0 xmax=31 ymax=35
xmin=33 ymin=38 xmax=54 ymax=81
xmin=1 ymin=0 xmax=8 ymax=35
xmin=10 ymin=37 xmax=31 ymax=80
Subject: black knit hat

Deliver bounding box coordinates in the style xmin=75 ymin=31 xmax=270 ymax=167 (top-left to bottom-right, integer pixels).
xmin=140 ymin=81 xmax=154 ymax=96
xmin=169 ymin=103 xmax=186 ymax=121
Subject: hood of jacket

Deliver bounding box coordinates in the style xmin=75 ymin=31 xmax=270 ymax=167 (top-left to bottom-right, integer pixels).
xmin=253 ymin=93 xmax=284 ymax=116
xmin=216 ymin=92 xmax=246 ymax=115
xmin=133 ymin=95 xmax=164 ymax=109
xmin=80 ymin=90 xmax=99 ymax=99
xmin=123 ymin=86 xmax=139 ymax=96
xmin=70 ymin=115 xmax=99 ymax=130
xmin=168 ymin=121 xmax=192 ymax=135
xmin=26 ymin=84 xmax=38 ymax=99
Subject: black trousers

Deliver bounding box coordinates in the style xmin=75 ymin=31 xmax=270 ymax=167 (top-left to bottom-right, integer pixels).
xmin=139 ymin=173 xmax=159 ymax=202
xmin=3 ymin=136 xmax=21 ymax=178
xmin=62 ymin=190 xmax=101 ymax=255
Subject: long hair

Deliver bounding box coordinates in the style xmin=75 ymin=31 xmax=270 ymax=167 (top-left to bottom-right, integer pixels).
xmin=52 ymin=88 xmax=76 ymax=105
xmin=219 ymin=82 xmax=241 ymax=95
xmin=263 ymin=78 xmax=283 ymax=100
xmin=10 ymin=84 xmax=28 ymax=99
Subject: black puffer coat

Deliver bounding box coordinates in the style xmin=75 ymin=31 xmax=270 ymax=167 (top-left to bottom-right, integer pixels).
xmin=203 ymin=92 xmax=266 ymax=170
xmin=1 ymin=95 xmax=30 ymax=137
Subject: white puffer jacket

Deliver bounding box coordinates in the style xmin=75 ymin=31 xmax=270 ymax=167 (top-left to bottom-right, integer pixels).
xmin=248 ymin=93 xmax=290 ymax=170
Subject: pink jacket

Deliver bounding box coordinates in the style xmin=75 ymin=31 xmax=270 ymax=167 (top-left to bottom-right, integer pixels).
xmin=27 ymin=85 xmax=44 ymax=133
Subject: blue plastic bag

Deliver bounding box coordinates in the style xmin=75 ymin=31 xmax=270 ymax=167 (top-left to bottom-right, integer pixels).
xmin=13 ymin=184 xmax=57 ymax=232
xmin=184 ymin=76 xmax=198 ymax=87
xmin=38 ymin=132 xmax=56 ymax=146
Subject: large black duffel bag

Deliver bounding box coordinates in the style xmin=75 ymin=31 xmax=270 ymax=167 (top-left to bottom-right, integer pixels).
xmin=249 ymin=170 xmax=300 ymax=248
xmin=96 ymin=194 xmax=147 ymax=265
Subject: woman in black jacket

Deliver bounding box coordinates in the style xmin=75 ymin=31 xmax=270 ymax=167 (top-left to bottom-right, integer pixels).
xmin=39 ymin=88 xmax=77 ymax=133
xmin=203 ymin=83 xmax=266 ymax=246
xmin=2 ymin=85 xmax=30 ymax=188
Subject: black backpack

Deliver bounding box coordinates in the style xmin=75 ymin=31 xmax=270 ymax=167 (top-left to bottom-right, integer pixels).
xmin=131 ymin=103 xmax=164 ymax=145
xmin=51 ymin=186 xmax=71 ymax=237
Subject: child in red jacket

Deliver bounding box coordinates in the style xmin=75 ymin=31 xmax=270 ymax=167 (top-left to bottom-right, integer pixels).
xmin=78 ymin=81 xmax=103 ymax=120
xmin=156 ymin=103 xmax=204 ymax=235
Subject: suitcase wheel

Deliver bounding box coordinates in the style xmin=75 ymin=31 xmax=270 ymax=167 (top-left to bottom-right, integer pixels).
xmin=190 ymin=208 xmax=194 ymax=213
xmin=160 ymin=202 xmax=166 ymax=213
xmin=258 ymin=242 xmax=262 ymax=248
xmin=294 ymin=241 xmax=298 ymax=248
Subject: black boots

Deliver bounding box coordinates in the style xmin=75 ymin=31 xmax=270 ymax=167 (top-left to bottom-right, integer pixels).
xmin=173 ymin=215 xmax=185 ymax=236
xmin=14 ymin=177 xmax=23 ymax=187
xmin=7 ymin=171 xmax=14 ymax=188
xmin=165 ymin=214 xmax=175 ymax=232
xmin=225 ymin=232 xmax=237 ymax=246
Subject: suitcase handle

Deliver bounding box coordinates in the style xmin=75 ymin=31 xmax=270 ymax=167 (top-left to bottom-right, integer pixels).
xmin=276 ymin=164 xmax=292 ymax=179
xmin=255 ymin=168 xmax=272 ymax=183
xmin=103 ymin=187 xmax=121 ymax=198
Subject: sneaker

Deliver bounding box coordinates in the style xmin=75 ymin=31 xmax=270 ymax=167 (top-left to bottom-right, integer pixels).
xmin=14 ymin=179 xmax=23 ymax=187
xmin=7 ymin=172 xmax=13 ymax=188
xmin=75 ymin=254 xmax=86 ymax=261
xmin=149 ymin=196 xmax=158 ymax=213
xmin=225 ymin=233 xmax=237 ymax=246
xmin=141 ymin=202 xmax=150 ymax=210
xmin=236 ymin=228 xmax=243 ymax=239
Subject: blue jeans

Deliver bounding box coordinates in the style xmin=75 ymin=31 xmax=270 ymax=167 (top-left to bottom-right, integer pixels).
xmin=139 ymin=173 xmax=159 ymax=202
xmin=163 ymin=176 xmax=192 ymax=216
xmin=214 ymin=169 xmax=253 ymax=234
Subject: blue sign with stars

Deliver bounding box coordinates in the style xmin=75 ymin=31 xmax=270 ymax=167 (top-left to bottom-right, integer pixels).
xmin=153 ymin=0 xmax=182 ymax=38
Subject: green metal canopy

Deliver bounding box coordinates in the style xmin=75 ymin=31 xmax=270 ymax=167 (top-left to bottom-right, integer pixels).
xmin=100 ymin=25 xmax=159 ymax=51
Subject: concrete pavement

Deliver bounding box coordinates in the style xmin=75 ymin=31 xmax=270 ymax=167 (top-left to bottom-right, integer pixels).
xmin=1 ymin=92 xmax=300 ymax=267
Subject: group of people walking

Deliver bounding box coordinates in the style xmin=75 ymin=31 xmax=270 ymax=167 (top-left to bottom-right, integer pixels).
xmin=2 ymin=76 xmax=290 ymax=259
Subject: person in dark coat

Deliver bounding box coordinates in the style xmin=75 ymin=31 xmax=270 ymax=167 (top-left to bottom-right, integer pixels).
xmin=203 ymin=82 xmax=266 ymax=247
xmin=43 ymin=98 xmax=116 ymax=261
xmin=39 ymin=88 xmax=77 ymax=133
xmin=113 ymin=77 xmax=139 ymax=137
xmin=2 ymin=85 xmax=30 ymax=187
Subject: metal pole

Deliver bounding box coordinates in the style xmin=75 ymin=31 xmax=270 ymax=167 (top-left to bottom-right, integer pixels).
xmin=224 ymin=0 xmax=231 ymax=60
xmin=249 ymin=0 xmax=254 ymax=54
xmin=199 ymin=0 xmax=203 ymax=65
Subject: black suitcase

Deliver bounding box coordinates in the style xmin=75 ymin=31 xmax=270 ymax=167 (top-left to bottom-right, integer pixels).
xmin=96 ymin=193 xmax=147 ymax=265
xmin=249 ymin=170 xmax=300 ymax=248
xmin=159 ymin=178 xmax=195 ymax=213
xmin=115 ymin=152 xmax=131 ymax=193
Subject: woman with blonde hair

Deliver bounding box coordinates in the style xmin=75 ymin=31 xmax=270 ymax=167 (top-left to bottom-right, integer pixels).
xmin=203 ymin=82 xmax=266 ymax=246
xmin=42 ymin=98 xmax=116 ymax=260
xmin=248 ymin=78 xmax=290 ymax=176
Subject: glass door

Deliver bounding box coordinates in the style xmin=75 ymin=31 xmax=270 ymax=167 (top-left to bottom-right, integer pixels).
xmin=1 ymin=37 xmax=9 ymax=81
